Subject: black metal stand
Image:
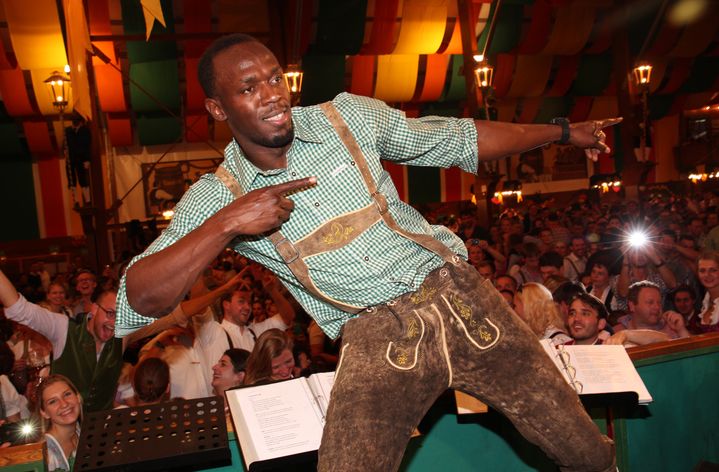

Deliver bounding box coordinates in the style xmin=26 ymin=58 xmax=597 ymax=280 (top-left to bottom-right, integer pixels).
xmin=76 ymin=396 xmax=231 ymax=471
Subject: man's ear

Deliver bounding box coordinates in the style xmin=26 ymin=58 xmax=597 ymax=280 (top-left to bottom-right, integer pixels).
xmin=205 ymin=97 xmax=227 ymax=122
xmin=598 ymin=318 xmax=606 ymax=331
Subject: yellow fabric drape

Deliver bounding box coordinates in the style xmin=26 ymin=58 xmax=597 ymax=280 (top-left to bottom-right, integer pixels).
xmin=63 ymin=0 xmax=93 ymax=120
xmin=505 ymin=55 xmax=553 ymax=98
xmin=140 ymin=0 xmax=167 ymax=40
xmin=393 ymin=0 xmax=449 ymax=54
xmin=541 ymin=5 xmax=596 ymax=55
xmin=374 ymin=55 xmax=419 ymax=102
xmin=5 ymin=0 xmax=67 ymax=70
xmin=374 ymin=54 xmax=419 ymax=102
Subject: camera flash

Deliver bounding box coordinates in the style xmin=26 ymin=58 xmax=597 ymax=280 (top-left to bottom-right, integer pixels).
xmin=629 ymin=230 xmax=649 ymax=248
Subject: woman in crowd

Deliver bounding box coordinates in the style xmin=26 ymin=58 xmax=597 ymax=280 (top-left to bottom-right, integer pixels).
xmin=692 ymin=251 xmax=719 ymax=333
xmin=38 ymin=375 xmax=82 ymax=472
xmin=585 ymin=261 xmax=616 ymax=311
xmin=212 ymin=349 xmax=250 ymax=397
xmin=243 ymin=329 xmax=295 ymax=385
xmin=38 ymin=283 xmax=73 ymax=318
xmin=513 ymin=282 xmax=572 ymax=345
xmin=131 ymin=357 xmax=170 ymax=406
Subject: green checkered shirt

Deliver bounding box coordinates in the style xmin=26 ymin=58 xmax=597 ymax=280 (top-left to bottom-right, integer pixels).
xmin=117 ymin=93 xmax=478 ymax=339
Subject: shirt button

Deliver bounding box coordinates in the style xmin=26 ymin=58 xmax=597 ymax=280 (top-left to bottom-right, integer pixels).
xmin=314 ymin=202 xmax=320 ymax=207
xmin=291 ymin=172 xmax=297 ymax=177
xmin=350 ymin=161 xmax=356 ymax=166
xmin=363 ymin=256 xmax=369 ymax=261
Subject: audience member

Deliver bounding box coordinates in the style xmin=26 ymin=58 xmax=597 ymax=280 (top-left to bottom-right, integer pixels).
xmin=513 ymin=283 xmax=571 ymax=345
xmin=565 ymin=293 xmax=611 ymax=345
xmin=585 ymin=261 xmax=616 ymax=311
xmin=132 ymin=357 xmax=170 ymax=406
xmin=38 ymin=375 xmax=82 ymax=472
xmin=244 ymin=329 xmax=295 ymax=385
xmin=71 ymin=270 xmax=97 ymax=316
xmin=552 ymin=281 xmax=587 ymax=324
xmin=212 ymin=348 xmax=250 ymax=397
xmin=476 ymin=261 xmax=495 ymax=282
xmin=539 ymin=251 xmax=564 ymax=281
xmin=691 ymin=251 xmax=719 ymax=333
xmin=508 ymin=242 xmax=543 ymax=285
xmin=614 ymin=281 xmax=690 ymax=339
xmin=39 ymin=283 xmax=73 ymax=319
xmin=669 ymin=285 xmax=699 ymax=331
xmin=494 ymin=274 xmax=518 ymax=295
xmin=563 ymin=236 xmax=588 ymax=283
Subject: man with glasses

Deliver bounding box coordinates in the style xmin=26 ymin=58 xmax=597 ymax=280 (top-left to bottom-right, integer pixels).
xmin=0 ymin=270 xmax=210 ymax=411
xmin=72 ymin=269 xmax=97 ymax=316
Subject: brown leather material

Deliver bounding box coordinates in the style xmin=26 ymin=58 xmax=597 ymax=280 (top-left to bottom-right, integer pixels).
xmin=293 ymin=203 xmax=380 ymax=257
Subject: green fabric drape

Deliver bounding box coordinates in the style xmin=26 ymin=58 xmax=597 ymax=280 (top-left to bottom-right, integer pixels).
xmin=313 ymin=0 xmax=367 ymax=54
xmin=300 ymin=54 xmax=346 ymax=106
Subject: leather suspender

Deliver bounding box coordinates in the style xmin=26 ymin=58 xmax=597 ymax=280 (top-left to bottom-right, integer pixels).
xmin=214 ymin=101 xmax=459 ymax=313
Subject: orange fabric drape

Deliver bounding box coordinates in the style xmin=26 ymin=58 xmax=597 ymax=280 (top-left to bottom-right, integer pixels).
xmin=418 ymin=55 xmax=451 ymax=102
xmin=393 ymin=0 xmax=449 ymax=54
xmin=541 ymin=5 xmax=596 ymax=56
xmin=374 ymin=55 xmax=419 ymax=102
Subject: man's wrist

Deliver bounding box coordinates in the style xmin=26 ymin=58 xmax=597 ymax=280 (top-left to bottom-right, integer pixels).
xmin=549 ymin=117 xmax=570 ymax=144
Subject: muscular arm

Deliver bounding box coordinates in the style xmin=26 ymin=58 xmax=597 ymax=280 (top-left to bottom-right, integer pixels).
xmin=125 ymin=177 xmax=315 ymax=318
xmin=474 ymin=118 xmax=621 ymax=165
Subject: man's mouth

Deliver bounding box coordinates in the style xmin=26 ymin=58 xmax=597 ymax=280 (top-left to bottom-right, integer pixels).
xmin=262 ymin=109 xmax=289 ymax=124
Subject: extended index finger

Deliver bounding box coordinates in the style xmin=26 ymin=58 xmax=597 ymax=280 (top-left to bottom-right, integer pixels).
xmin=268 ymin=176 xmax=317 ymax=195
xmin=599 ymin=117 xmax=623 ymax=129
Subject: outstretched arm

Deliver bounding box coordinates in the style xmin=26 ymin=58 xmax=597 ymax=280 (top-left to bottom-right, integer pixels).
xmin=475 ymin=118 xmax=622 ymax=164
xmin=122 ymin=271 xmax=244 ymax=349
xmin=125 ymin=177 xmax=316 ymax=318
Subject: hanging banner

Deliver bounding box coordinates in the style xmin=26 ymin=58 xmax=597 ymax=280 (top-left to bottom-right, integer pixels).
xmin=0 ymin=67 xmax=36 ymax=116
xmin=350 ymin=55 xmax=376 ymax=97
xmin=541 ymin=4 xmax=596 ymax=55
xmin=5 ymin=0 xmax=67 ymax=70
xmin=517 ymin=0 xmax=552 ymax=54
xmin=374 ymin=55 xmax=419 ymax=102
xmin=418 ymin=55 xmax=451 ymax=102
xmin=393 ymin=0 xmax=448 ymax=54
xmin=362 ymin=0 xmax=401 ymax=54
xmin=63 ymin=0 xmax=93 ymax=120
xmin=505 ymin=55 xmax=552 ymax=98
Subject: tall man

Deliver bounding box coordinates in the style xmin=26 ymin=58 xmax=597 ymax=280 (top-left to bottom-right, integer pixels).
xmin=118 ymin=34 xmax=619 ymax=471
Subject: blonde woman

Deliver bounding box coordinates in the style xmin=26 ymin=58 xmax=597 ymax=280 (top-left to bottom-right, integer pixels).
xmin=37 ymin=374 xmax=82 ymax=472
xmin=514 ymin=282 xmax=572 ymax=345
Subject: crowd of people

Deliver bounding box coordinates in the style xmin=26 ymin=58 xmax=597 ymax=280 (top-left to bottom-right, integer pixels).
xmin=1 ymin=186 xmax=718 ymax=467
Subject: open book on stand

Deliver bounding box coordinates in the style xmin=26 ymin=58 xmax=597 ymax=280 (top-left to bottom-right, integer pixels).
xmin=225 ymin=372 xmax=334 ymax=471
xmin=540 ymin=339 xmax=653 ymax=405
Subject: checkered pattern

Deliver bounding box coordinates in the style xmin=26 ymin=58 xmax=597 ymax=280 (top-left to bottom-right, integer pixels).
xmin=117 ymin=93 xmax=478 ymax=339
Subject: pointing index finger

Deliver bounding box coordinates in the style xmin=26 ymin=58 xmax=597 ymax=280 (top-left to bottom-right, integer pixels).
xmin=270 ymin=176 xmax=317 ymax=196
xmin=599 ymin=117 xmax=623 ymax=129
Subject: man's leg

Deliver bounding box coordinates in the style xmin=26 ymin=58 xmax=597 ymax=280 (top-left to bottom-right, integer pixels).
xmin=443 ymin=265 xmax=614 ymax=472
xmin=318 ymin=306 xmax=449 ymax=472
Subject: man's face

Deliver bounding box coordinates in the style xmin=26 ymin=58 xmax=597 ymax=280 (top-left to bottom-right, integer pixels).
xmin=224 ymin=290 xmax=252 ymax=326
xmin=570 ymin=239 xmax=586 ymax=257
xmin=689 ymin=219 xmax=704 ymax=236
xmin=553 ymin=241 xmax=568 ymax=256
xmin=567 ymin=299 xmax=605 ymax=344
xmin=539 ymin=230 xmax=553 ymax=245
xmin=629 ymin=287 xmax=662 ymax=326
xmin=204 ymin=41 xmax=294 ymax=156
xmin=495 ymin=276 xmax=516 ymax=294
xmin=707 ymin=213 xmax=718 ymax=229
xmin=90 ymin=291 xmax=116 ymax=343
xmin=478 ymin=265 xmax=494 ymax=281
xmin=672 ymin=291 xmax=695 ymax=317
xmin=540 ymin=265 xmax=559 ymax=281
xmin=76 ymin=273 xmax=97 ymax=296
xmin=467 ymin=245 xmax=485 ymax=265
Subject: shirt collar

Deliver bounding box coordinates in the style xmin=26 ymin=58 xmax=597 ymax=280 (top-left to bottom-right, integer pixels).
xmin=221 ymin=110 xmax=325 ymax=190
